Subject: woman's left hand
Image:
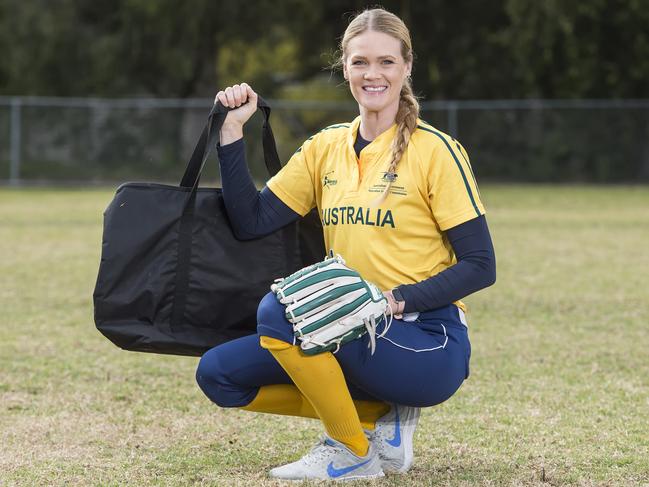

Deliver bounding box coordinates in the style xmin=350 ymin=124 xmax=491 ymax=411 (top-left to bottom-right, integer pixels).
xmin=383 ymin=290 xmax=405 ymax=319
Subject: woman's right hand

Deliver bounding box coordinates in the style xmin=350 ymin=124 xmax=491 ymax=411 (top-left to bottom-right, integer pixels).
xmin=215 ymin=83 xmax=258 ymax=128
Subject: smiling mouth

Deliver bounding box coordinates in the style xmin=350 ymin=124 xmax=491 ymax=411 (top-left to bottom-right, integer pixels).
xmin=363 ymin=86 xmax=387 ymax=93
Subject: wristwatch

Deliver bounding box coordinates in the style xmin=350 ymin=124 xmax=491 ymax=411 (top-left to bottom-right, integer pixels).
xmin=391 ymin=287 xmax=405 ymax=303
xmin=390 ymin=287 xmax=406 ymax=317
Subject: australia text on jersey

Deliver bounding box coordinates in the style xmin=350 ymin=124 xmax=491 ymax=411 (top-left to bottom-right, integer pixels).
xmin=321 ymin=206 xmax=395 ymax=228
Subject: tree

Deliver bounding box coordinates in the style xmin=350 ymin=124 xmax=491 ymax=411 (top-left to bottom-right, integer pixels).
xmin=1 ymin=0 xmax=648 ymax=99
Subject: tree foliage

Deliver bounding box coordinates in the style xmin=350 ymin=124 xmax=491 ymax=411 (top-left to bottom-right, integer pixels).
xmin=0 ymin=0 xmax=647 ymax=98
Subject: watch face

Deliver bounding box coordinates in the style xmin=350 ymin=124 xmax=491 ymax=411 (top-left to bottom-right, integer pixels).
xmin=392 ymin=288 xmax=405 ymax=302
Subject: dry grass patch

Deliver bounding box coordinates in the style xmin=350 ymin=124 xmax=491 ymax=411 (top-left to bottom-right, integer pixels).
xmin=1 ymin=185 xmax=648 ymax=486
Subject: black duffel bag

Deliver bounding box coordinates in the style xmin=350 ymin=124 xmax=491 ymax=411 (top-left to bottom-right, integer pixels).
xmin=93 ymin=98 xmax=325 ymax=356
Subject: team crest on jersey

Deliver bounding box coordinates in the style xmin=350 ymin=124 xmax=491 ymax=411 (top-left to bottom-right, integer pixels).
xmin=322 ymin=171 xmax=338 ymax=188
xmin=369 ymin=172 xmax=407 ymax=196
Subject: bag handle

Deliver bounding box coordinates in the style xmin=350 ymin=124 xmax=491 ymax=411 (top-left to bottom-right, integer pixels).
xmin=180 ymin=96 xmax=282 ymax=189
xmin=171 ymin=97 xmax=284 ymax=330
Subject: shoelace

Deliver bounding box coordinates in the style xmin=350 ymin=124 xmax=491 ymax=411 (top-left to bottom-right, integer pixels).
xmin=368 ymin=410 xmax=398 ymax=452
xmin=302 ymin=439 xmax=344 ymax=466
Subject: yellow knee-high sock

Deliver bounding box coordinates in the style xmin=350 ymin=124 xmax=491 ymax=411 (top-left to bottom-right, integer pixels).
xmin=259 ymin=335 xmax=369 ymax=456
xmin=241 ymin=384 xmax=390 ymax=430
xmin=241 ymin=384 xmax=318 ymax=418
xmin=356 ymin=400 xmax=391 ymax=431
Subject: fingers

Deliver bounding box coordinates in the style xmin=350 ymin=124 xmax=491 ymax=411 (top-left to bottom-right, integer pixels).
xmin=243 ymin=82 xmax=257 ymax=101
xmin=214 ymin=83 xmax=256 ymax=108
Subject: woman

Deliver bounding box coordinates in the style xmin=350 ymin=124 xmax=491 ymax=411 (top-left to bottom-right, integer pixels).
xmin=196 ymin=7 xmax=496 ymax=481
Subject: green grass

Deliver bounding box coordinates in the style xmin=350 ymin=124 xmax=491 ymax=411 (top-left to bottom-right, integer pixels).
xmin=1 ymin=185 xmax=648 ymax=486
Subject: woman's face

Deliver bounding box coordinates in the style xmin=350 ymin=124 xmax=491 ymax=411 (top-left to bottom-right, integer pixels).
xmin=343 ymin=30 xmax=412 ymax=117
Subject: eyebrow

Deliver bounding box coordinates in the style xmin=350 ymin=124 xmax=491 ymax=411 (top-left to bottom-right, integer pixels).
xmin=351 ymin=55 xmax=398 ymax=60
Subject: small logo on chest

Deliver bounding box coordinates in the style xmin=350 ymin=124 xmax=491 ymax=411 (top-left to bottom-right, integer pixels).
xmin=369 ymin=172 xmax=407 ymax=196
xmin=381 ymin=171 xmax=398 ymax=183
xmin=323 ymin=171 xmax=338 ymax=188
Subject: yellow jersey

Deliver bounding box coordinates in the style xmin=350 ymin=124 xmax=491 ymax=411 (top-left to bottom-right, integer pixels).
xmin=267 ymin=115 xmax=485 ymax=310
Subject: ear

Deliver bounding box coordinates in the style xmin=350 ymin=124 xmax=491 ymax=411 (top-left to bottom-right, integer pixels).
xmin=343 ymin=63 xmax=349 ymax=80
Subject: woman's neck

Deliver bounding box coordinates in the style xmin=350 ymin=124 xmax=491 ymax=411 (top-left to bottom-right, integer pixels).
xmin=358 ymin=103 xmax=399 ymax=141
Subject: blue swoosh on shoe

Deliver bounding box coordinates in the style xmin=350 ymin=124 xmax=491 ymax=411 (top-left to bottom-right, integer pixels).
xmin=386 ymin=406 xmax=401 ymax=447
xmin=327 ymin=459 xmax=371 ymax=478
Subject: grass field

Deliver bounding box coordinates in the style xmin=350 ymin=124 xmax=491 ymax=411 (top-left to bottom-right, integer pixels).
xmin=1 ymin=185 xmax=648 ymax=486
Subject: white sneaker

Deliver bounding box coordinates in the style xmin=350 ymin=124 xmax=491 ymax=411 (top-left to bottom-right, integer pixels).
xmin=367 ymin=404 xmax=421 ymax=473
xmin=269 ymin=436 xmax=385 ymax=481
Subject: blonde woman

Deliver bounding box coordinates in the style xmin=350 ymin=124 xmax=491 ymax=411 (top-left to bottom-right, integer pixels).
xmin=196 ymin=7 xmax=495 ymax=481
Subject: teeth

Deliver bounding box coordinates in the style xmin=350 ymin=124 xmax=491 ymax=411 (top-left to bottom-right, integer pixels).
xmin=364 ymin=86 xmax=386 ymax=92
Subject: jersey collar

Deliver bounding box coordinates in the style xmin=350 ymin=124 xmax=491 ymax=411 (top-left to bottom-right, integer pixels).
xmin=347 ymin=116 xmax=398 ymax=159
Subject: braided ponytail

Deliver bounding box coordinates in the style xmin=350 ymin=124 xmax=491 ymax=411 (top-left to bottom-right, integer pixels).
xmin=337 ymin=8 xmax=420 ymax=206
xmin=373 ymin=80 xmax=419 ymax=205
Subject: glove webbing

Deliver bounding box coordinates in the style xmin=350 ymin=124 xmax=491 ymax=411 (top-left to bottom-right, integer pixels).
xmin=296 ymin=308 xmax=393 ymax=355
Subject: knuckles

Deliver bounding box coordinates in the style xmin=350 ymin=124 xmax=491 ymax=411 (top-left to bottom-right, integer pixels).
xmin=215 ymin=83 xmax=255 ymax=108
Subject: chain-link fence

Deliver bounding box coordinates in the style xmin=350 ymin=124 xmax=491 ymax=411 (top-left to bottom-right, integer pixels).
xmin=1 ymin=96 xmax=648 ymax=185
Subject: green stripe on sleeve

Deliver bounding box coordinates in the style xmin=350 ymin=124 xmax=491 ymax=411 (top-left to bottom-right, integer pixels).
xmin=417 ymin=125 xmax=481 ymax=217
xmin=294 ymin=126 xmax=347 ymax=155
xmin=455 ymin=140 xmax=481 ymax=200
xmin=322 ymin=124 xmax=350 ymax=131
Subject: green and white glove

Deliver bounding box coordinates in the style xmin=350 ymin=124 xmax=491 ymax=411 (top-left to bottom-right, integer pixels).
xmin=271 ymin=253 xmax=392 ymax=355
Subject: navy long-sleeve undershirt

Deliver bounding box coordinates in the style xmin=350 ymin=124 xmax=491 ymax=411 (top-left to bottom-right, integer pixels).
xmin=217 ymin=137 xmax=496 ymax=312
xmin=218 ymin=139 xmax=299 ymax=239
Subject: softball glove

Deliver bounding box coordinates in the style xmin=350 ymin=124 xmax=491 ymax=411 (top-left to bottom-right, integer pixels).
xmin=271 ymin=253 xmax=391 ymax=355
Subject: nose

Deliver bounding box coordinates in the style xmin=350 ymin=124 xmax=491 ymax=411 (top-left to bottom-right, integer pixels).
xmin=363 ymin=64 xmax=380 ymax=80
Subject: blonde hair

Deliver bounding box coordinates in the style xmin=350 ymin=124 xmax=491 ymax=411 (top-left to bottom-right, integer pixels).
xmin=338 ymin=8 xmax=420 ymax=204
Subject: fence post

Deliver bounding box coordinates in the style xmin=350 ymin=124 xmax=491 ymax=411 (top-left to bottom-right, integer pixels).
xmin=447 ymin=101 xmax=458 ymax=138
xmin=9 ymin=97 xmax=22 ymax=185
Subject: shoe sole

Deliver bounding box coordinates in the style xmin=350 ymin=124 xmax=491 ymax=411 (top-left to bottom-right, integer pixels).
xmin=269 ymin=472 xmax=385 ymax=481
xmin=269 ymin=441 xmax=386 ymax=481
xmin=335 ymin=471 xmax=385 ymax=481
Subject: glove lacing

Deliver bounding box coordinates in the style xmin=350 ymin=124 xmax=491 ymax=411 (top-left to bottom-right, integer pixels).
xmin=295 ymin=305 xmax=393 ymax=356
xmin=364 ymin=307 xmax=393 ymax=355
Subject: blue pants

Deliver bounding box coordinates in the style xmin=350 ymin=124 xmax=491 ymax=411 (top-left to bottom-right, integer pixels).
xmin=196 ymin=292 xmax=471 ymax=408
